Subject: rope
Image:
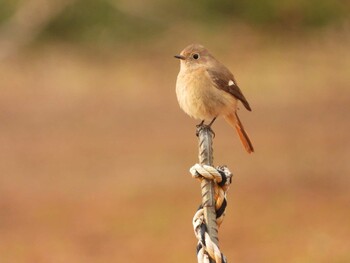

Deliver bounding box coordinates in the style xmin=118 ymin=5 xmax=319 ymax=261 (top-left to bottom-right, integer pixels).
xmin=190 ymin=164 xmax=233 ymax=263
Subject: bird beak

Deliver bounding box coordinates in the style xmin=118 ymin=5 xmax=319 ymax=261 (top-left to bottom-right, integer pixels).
xmin=174 ymin=55 xmax=186 ymax=60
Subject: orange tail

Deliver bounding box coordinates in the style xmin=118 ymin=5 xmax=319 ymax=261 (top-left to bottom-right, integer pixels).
xmin=224 ymin=112 xmax=254 ymax=154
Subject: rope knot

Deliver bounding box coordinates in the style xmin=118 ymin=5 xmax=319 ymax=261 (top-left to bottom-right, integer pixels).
xmin=190 ymin=163 xmax=232 ymax=263
xmin=190 ymin=164 xmax=232 ymax=192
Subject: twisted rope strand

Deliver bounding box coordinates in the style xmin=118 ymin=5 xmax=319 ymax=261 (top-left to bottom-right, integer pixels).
xmin=190 ymin=164 xmax=233 ymax=263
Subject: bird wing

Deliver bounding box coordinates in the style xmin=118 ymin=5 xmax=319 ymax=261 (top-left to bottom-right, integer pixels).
xmin=207 ymin=67 xmax=252 ymax=111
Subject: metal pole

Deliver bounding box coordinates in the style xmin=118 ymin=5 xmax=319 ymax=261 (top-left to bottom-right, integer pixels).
xmin=196 ymin=125 xmax=219 ymax=252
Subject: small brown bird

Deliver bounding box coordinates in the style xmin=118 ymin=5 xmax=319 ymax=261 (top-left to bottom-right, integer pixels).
xmin=175 ymin=44 xmax=254 ymax=153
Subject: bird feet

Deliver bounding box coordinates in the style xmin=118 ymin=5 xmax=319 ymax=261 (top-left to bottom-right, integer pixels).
xmin=196 ymin=123 xmax=215 ymax=138
xmin=196 ymin=118 xmax=216 ymax=137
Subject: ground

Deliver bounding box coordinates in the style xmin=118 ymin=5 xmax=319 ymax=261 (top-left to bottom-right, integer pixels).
xmin=0 ymin=31 xmax=349 ymax=262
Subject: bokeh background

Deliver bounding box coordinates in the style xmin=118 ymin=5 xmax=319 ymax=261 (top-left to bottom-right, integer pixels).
xmin=1 ymin=0 xmax=350 ymax=262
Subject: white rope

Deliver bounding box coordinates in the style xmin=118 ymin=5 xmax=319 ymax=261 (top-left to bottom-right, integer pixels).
xmin=190 ymin=164 xmax=222 ymax=182
xmin=190 ymin=164 xmax=232 ymax=263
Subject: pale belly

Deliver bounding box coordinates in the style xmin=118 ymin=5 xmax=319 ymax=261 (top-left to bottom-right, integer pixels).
xmin=176 ymin=70 xmax=237 ymax=121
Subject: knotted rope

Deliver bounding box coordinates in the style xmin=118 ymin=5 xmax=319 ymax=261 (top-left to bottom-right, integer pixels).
xmin=190 ymin=164 xmax=233 ymax=263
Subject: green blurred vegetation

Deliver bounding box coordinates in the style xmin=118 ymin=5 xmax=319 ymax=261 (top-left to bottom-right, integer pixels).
xmin=0 ymin=0 xmax=19 ymax=23
xmin=160 ymin=0 xmax=348 ymax=27
xmin=39 ymin=0 xmax=164 ymax=43
xmin=0 ymin=0 xmax=349 ymax=44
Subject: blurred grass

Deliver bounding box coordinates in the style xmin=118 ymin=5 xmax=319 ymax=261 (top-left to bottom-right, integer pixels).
xmin=1 ymin=0 xmax=349 ymax=46
xmin=0 ymin=0 xmax=18 ymax=23
xmin=0 ymin=25 xmax=350 ymax=262
xmin=38 ymin=0 xmax=164 ymax=44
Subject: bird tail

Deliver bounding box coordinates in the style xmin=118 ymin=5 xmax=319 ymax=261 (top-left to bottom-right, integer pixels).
xmin=224 ymin=112 xmax=254 ymax=154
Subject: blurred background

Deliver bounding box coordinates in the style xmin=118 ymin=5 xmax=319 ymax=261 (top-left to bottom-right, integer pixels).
xmin=0 ymin=0 xmax=350 ymax=262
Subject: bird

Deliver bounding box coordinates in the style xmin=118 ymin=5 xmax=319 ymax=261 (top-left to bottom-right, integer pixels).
xmin=175 ymin=43 xmax=254 ymax=153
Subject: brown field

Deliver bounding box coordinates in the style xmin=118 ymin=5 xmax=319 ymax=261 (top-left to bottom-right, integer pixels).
xmin=0 ymin=28 xmax=350 ymax=262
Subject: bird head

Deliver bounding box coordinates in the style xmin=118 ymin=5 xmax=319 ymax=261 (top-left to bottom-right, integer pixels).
xmin=174 ymin=44 xmax=212 ymax=70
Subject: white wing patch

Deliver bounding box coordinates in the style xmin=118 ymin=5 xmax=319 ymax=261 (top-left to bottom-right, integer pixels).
xmin=228 ymin=80 xmax=234 ymax=86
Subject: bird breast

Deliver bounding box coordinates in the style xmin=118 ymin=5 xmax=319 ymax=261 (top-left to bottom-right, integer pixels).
xmin=176 ymin=68 xmax=237 ymax=120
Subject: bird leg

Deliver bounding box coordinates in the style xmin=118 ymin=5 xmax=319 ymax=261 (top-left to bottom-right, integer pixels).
xmin=208 ymin=117 xmax=217 ymax=127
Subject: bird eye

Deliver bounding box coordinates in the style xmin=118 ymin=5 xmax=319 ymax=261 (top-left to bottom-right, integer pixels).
xmin=192 ymin=53 xmax=200 ymax=60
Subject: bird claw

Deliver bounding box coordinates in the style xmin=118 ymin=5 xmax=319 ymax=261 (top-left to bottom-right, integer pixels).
xmin=196 ymin=123 xmax=215 ymax=138
xmin=196 ymin=120 xmax=204 ymax=128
